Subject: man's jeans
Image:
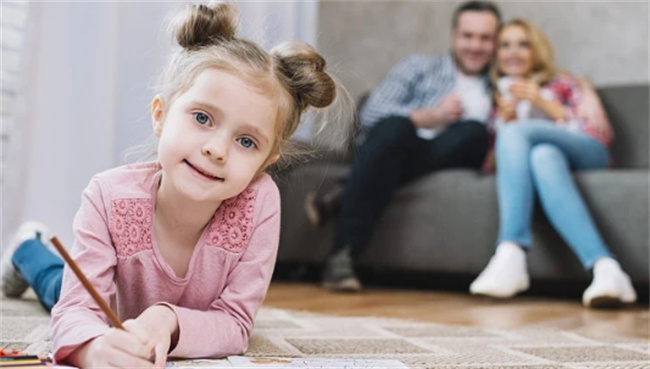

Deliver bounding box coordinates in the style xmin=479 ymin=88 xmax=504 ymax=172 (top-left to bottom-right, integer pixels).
xmin=333 ymin=116 xmax=489 ymax=256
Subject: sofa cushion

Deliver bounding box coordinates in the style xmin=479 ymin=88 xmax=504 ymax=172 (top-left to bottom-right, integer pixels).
xmin=278 ymin=165 xmax=649 ymax=284
xmin=598 ymin=85 xmax=649 ymax=169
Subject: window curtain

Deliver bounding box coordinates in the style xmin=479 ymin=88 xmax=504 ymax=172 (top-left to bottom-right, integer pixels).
xmin=2 ymin=1 xmax=32 ymax=249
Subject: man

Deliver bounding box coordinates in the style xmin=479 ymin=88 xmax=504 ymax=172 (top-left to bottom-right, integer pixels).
xmin=321 ymin=1 xmax=501 ymax=291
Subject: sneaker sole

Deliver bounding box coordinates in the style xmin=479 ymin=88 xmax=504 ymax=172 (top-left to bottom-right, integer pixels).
xmin=587 ymin=295 xmax=624 ymax=309
xmin=471 ymin=291 xmax=522 ymax=299
xmin=322 ymin=278 xmax=362 ymax=292
xmin=470 ymin=280 xmax=530 ymax=299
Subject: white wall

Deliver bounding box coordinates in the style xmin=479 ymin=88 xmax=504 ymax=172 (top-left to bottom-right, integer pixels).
xmin=319 ymin=1 xmax=649 ymax=100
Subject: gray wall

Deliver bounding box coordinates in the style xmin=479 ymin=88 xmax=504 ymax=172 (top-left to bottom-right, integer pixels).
xmin=319 ymin=1 xmax=649 ymax=100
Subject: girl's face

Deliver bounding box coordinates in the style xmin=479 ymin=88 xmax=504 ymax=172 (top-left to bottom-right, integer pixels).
xmin=496 ymin=25 xmax=533 ymax=77
xmin=153 ymin=68 xmax=279 ymax=204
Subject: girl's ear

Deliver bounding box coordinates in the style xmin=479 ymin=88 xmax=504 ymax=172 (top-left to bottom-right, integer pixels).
xmin=151 ymin=96 xmax=165 ymax=137
xmin=265 ymin=153 xmax=281 ymax=168
xmin=255 ymin=153 xmax=281 ymax=178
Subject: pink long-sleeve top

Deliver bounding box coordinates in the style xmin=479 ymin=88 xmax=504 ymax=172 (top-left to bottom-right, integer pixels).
xmin=482 ymin=75 xmax=614 ymax=173
xmin=489 ymin=75 xmax=613 ymax=146
xmin=50 ymin=162 xmax=281 ymax=363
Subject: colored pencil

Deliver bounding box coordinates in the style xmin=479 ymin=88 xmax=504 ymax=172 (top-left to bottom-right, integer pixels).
xmin=50 ymin=237 xmax=124 ymax=330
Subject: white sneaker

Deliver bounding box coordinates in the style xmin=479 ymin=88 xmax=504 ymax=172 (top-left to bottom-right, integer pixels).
xmin=470 ymin=242 xmax=530 ymax=298
xmin=0 ymin=221 xmax=52 ymax=297
xmin=583 ymin=257 xmax=637 ymax=308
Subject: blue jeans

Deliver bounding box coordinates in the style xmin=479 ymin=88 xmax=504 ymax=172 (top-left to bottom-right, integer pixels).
xmin=13 ymin=238 xmax=63 ymax=312
xmin=496 ymin=120 xmax=613 ymax=270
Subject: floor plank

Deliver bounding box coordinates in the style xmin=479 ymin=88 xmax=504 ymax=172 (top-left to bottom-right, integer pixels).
xmin=263 ymin=282 xmax=650 ymax=339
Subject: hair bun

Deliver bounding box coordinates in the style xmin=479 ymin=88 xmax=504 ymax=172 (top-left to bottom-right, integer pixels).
xmin=174 ymin=2 xmax=240 ymax=50
xmin=272 ymin=42 xmax=336 ymax=109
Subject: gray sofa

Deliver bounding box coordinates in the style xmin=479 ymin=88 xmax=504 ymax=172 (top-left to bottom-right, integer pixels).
xmin=274 ymin=85 xmax=649 ymax=295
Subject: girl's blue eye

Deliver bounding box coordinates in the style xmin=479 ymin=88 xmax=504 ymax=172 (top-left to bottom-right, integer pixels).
xmin=194 ymin=112 xmax=210 ymax=125
xmin=239 ymin=137 xmax=256 ymax=149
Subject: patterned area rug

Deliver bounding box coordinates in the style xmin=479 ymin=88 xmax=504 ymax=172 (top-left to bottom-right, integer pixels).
xmin=1 ymin=293 xmax=649 ymax=368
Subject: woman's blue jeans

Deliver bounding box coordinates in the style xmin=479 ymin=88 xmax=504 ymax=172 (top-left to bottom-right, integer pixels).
xmin=496 ymin=120 xmax=613 ymax=270
xmin=13 ymin=238 xmax=63 ymax=312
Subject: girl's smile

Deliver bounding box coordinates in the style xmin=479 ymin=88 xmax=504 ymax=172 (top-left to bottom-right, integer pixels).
xmin=183 ymin=159 xmax=224 ymax=182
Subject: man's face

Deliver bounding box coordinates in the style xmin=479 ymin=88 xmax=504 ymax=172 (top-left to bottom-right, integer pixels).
xmin=452 ymin=11 xmax=499 ymax=75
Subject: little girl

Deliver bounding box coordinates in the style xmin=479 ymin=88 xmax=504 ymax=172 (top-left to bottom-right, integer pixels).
xmin=0 ymin=3 xmax=341 ymax=367
xmin=470 ymin=19 xmax=636 ymax=308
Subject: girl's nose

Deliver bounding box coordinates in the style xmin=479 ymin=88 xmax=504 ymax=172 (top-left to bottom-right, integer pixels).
xmin=202 ymin=135 xmax=229 ymax=163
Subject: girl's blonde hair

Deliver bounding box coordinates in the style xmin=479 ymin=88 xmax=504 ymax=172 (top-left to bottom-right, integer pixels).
xmin=153 ymin=2 xmax=347 ymax=167
xmin=490 ymin=19 xmax=556 ymax=86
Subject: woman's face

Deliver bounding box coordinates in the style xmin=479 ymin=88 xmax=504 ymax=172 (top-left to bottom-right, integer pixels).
xmin=496 ymin=25 xmax=533 ymax=77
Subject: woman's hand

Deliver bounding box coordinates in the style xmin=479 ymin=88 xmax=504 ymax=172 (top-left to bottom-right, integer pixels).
xmin=509 ymin=79 xmax=541 ymax=104
xmin=496 ymin=94 xmax=517 ymax=122
xmin=511 ymin=78 xmax=567 ymax=121
xmin=482 ymin=150 xmax=496 ymax=173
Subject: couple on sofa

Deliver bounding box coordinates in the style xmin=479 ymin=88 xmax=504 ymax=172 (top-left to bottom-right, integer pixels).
xmin=310 ymin=0 xmax=637 ymax=308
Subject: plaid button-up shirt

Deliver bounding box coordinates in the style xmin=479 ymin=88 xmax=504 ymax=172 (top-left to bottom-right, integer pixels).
xmin=359 ymin=52 xmax=490 ymax=139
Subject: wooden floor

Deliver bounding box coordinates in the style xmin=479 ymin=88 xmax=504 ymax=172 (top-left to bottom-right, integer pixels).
xmin=263 ymin=282 xmax=649 ymax=340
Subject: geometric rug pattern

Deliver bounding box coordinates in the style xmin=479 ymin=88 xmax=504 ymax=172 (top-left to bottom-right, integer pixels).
xmin=1 ymin=294 xmax=648 ymax=368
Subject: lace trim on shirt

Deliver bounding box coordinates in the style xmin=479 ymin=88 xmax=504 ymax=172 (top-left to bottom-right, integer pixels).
xmin=111 ymin=199 xmax=154 ymax=257
xmin=205 ymin=188 xmax=258 ymax=253
xmin=110 ymin=188 xmax=258 ymax=256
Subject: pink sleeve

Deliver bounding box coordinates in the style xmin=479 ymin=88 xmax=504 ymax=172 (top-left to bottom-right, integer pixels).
xmin=50 ymin=177 xmax=117 ymax=363
xmin=163 ymin=180 xmax=281 ymax=358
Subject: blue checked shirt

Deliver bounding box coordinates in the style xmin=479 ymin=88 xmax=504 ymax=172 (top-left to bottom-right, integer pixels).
xmin=359 ymin=52 xmax=491 ymax=139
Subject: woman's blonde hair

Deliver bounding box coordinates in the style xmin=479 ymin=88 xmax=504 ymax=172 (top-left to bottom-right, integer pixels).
xmin=490 ymin=19 xmax=556 ymax=86
xmin=151 ymin=2 xmax=349 ymax=168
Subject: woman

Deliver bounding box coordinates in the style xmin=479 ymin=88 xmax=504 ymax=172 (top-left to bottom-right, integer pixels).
xmin=470 ymin=19 xmax=636 ymax=308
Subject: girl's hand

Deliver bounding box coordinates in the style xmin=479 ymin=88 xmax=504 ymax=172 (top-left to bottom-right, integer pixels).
xmin=69 ymin=328 xmax=157 ymax=368
xmin=496 ymin=94 xmax=517 ymax=122
xmin=128 ymin=305 xmax=179 ymax=368
xmin=510 ymin=79 xmax=541 ymax=104
xmin=67 ymin=306 xmax=177 ymax=368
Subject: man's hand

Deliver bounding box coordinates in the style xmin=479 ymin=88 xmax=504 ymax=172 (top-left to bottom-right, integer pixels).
xmin=410 ymin=95 xmax=463 ymax=130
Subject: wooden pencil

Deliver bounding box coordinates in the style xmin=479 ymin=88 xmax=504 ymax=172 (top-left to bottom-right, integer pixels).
xmin=50 ymin=236 xmax=124 ymax=330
